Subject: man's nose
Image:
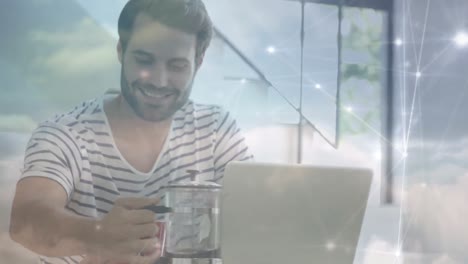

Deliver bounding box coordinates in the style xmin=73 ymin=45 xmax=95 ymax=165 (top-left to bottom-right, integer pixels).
xmin=139 ymin=64 xmax=168 ymax=88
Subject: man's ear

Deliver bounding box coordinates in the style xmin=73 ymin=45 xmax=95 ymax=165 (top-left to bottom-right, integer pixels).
xmin=117 ymin=41 xmax=123 ymax=64
xmin=195 ymin=52 xmax=205 ymax=70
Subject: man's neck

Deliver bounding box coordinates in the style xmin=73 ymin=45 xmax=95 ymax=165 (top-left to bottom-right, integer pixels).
xmin=104 ymin=94 xmax=172 ymax=138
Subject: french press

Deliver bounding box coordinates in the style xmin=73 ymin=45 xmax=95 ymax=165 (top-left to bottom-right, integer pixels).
xmin=162 ymin=171 xmax=222 ymax=264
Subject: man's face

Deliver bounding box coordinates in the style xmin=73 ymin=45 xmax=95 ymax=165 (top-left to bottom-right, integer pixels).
xmin=119 ymin=14 xmax=198 ymax=122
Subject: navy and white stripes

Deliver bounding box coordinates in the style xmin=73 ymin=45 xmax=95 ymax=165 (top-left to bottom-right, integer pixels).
xmin=22 ymin=94 xmax=253 ymax=264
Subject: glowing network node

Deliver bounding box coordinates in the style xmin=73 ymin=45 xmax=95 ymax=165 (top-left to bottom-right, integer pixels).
xmin=454 ymin=32 xmax=468 ymax=47
xmin=395 ymin=38 xmax=403 ymax=46
xmin=326 ymin=241 xmax=336 ymax=251
xmin=266 ymin=46 xmax=277 ymax=54
xmin=374 ymin=151 xmax=382 ymax=161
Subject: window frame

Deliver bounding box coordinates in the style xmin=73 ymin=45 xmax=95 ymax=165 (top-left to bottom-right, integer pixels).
xmin=285 ymin=0 xmax=396 ymax=204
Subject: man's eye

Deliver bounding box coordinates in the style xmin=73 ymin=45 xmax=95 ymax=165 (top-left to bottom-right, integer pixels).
xmin=169 ymin=63 xmax=188 ymax=71
xmin=136 ymin=57 xmax=152 ymax=65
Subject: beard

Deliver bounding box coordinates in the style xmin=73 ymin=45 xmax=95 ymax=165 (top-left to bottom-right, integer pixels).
xmin=120 ymin=66 xmax=193 ymax=122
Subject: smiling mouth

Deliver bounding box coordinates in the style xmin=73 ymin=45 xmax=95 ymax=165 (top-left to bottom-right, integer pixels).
xmin=139 ymin=88 xmax=175 ymax=99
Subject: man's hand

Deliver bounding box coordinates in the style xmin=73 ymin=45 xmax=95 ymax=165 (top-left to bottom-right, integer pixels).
xmin=84 ymin=197 xmax=162 ymax=263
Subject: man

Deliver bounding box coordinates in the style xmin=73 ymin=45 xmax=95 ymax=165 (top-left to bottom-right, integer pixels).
xmin=9 ymin=0 xmax=252 ymax=263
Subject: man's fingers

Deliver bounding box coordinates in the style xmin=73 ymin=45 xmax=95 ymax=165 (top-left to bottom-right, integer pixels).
xmin=98 ymin=253 xmax=160 ymax=264
xmin=116 ymin=237 xmax=160 ymax=255
xmin=125 ymin=250 xmax=162 ymax=264
xmin=114 ymin=197 xmax=160 ymax=209
xmin=127 ymin=223 xmax=159 ymax=239
xmin=139 ymin=239 xmax=161 ymax=256
xmin=136 ymin=237 xmax=161 ymax=257
xmin=125 ymin=209 xmax=156 ymax=224
xmin=87 ymin=238 xmax=161 ymax=263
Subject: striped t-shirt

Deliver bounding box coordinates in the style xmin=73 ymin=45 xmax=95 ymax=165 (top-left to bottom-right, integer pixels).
xmin=21 ymin=93 xmax=253 ymax=264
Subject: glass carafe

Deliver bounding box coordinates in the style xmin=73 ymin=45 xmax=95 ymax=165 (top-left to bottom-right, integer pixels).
xmin=163 ymin=179 xmax=221 ymax=263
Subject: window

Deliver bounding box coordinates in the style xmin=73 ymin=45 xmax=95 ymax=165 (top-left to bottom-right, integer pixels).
xmin=199 ymin=0 xmax=394 ymax=204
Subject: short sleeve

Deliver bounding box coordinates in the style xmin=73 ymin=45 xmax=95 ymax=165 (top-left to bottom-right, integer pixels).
xmin=21 ymin=122 xmax=79 ymax=199
xmin=213 ymin=108 xmax=254 ymax=182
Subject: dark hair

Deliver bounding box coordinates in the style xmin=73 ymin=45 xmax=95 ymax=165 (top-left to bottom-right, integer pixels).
xmin=118 ymin=0 xmax=213 ymax=64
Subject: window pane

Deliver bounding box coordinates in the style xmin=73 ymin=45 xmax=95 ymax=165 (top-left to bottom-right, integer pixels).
xmin=302 ymin=5 xmax=387 ymax=205
xmin=303 ymin=3 xmax=339 ymax=141
xmin=204 ymin=0 xmax=301 ymax=125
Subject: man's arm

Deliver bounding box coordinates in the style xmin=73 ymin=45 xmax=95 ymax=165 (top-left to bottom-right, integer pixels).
xmin=9 ymin=177 xmax=96 ymax=257
xmin=10 ymin=177 xmax=162 ymax=261
xmin=10 ymin=122 xmax=162 ymax=262
xmin=9 ymin=122 xmax=97 ymax=256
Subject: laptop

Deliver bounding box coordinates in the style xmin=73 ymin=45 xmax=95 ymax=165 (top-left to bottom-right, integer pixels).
xmin=220 ymin=162 xmax=373 ymax=264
